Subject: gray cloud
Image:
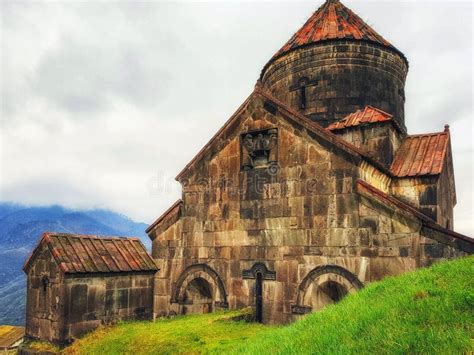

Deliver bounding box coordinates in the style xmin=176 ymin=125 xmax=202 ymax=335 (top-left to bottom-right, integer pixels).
xmin=33 ymin=36 xmax=171 ymax=114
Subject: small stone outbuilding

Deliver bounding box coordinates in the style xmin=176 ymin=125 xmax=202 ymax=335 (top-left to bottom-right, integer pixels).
xmin=23 ymin=232 xmax=158 ymax=344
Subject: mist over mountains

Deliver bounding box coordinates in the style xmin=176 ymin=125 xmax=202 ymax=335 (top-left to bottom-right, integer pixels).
xmin=0 ymin=202 xmax=150 ymax=325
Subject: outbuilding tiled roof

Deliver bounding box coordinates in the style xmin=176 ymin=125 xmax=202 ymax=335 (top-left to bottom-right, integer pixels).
xmin=391 ymin=130 xmax=450 ymax=177
xmin=271 ymin=0 xmax=402 ymax=62
xmin=0 ymin=326 xmax=24 ymax=350
xmin=24 ymin=232 xmax=158 ymax=274
xmin=327 ymin=106 xmax=394 ymax=131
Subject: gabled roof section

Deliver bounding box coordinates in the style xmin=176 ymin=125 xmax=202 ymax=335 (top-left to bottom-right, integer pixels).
xmin=175 ymin=83 xmax=393 ymax=181
xmin=264 ymin=0 xmax=406 ymax=72
xmin=146 ymin=199 xmax=183 ymax=234
xmin=391 ymin=128 xmax=450 ymax=177
xmin=23 ymin=232 xmax=158 ymax=274
xmin=356 ymin=179 xmax=473 ymax=254
xmin=327 ymin=106 xmax=400 ymax=132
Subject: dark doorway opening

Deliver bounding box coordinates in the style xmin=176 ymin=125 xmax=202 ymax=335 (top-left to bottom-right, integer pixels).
xmin=319 ymin=281 xmax=348 ymax=303
xmin=182 ymin=277 xmax=213 ymax=315
xmin=255 ymin=272 xmax=263 ymax=323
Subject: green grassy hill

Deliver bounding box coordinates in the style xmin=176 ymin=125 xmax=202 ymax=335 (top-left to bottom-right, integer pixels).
xmin=57 ymin=256 xmax=474 ymax=354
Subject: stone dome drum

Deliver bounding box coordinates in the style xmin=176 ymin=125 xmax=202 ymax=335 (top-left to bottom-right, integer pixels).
xmin=260 ymin=0 xmax=409 ymax=130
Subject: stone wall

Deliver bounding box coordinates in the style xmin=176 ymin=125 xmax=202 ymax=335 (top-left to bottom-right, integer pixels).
xmin=261 ymin=40 xmax=408 ymax=129
xmin=25 ymin=245 xmax=64 ymax=343
xmin=62 ymin=272 xmax=154 ymax=342
xmin=390 ymin=163 xmax=455 ymax=228
xmin=333 ymin=122 xmax=403 ymax=167
xmin=149 ymin=95 xmax=462 ymax=324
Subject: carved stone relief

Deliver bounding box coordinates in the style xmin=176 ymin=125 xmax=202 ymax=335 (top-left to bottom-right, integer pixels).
xmin=241 ymin=128 xmax=278 ymax=170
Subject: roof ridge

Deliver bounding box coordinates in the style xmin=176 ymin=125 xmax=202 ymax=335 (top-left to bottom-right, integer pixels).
xmin=407 ymin=131 xmax=448 ymax=138
xmin=366 ymin=105 xmax=393 ymax=117
xmin=174 ymin=85 xmax=397 ymax=182
xmin=23 ymin=232 xmax=157 ymax=274
xmin=327 ymin=105 xmax=395 ymax=131
xmin=44 ymin=232 xmax=141 ymax=241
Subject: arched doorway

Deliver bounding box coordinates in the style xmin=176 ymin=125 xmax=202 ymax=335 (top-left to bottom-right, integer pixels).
xmin=292 ymin=265 xmax=363 ymax=315
xmin=182 ymin=277 xmax=213 ymax=314
xmin=242 ymin=262 xmax=276 ymax=323
xmin=172 ymin=264 xmax=228 ymax=315
xmin=303 ymin=279 xmax=349 ymax=311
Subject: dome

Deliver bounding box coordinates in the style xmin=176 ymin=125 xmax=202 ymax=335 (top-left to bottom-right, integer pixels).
xmin=261 ymin=0 xmax=409 ymax=130
xmin=268 ymin=0 xmax=406 ymax=66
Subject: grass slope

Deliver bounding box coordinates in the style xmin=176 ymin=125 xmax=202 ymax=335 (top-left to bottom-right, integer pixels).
xmin=65 ymin=257 xmax=473 ymax=354
xmin=65 ymin=309 xmax=267 ymax=354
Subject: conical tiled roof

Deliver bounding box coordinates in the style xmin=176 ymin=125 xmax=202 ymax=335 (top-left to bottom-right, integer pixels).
xmin=270 ymin=0 xmax=403 ymax=62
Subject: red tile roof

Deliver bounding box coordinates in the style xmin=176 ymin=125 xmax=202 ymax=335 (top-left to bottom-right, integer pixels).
xmin=23 ymin=232 xmax=158 ymax=274
xmin=327 ymin=106 xmax=394 ymax=131
xmin=391 ymin=130 xmax=450 ymax=177
xmin=270 ymin=0 xmax=403 ymax=63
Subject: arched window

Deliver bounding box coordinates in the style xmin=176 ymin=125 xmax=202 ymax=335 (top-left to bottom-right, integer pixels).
xmin=299 ymin=78 xmax=309 ymax=109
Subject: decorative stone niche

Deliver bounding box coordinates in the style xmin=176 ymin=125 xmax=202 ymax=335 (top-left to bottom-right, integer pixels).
xmin=241 ymin=128 xmax=278 ymax=170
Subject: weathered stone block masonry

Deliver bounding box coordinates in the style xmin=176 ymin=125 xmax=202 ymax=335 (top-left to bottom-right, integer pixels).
xmin=146 ymin=0 xmax=473 ymax=324
xmin=23 ymin=234 xmax=157 ymax=344
xmin=23 ymin=0 xmax=473 ymax=344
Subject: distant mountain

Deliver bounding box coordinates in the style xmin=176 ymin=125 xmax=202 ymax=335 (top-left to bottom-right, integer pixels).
xmin=0 ymin=202 xmax=150 ymax=326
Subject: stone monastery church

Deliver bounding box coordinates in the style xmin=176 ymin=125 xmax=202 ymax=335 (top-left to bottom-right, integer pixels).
xmin=147 ymin=0 xmax=473 ymax=324
xmin=24 ymin=0 xmax=473 ymax=344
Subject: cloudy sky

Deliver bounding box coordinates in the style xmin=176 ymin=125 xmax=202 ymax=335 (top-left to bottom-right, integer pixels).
xmin=0 ymin=0 xmax=472 ymax=235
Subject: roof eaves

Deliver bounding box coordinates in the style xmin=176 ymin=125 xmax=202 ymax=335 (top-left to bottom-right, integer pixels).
xmin=357 ymin=179 xmax=473 ymax=254
xmin=261 ymin=38 xmax=409 ymax=81
xmin=357 ymin=179 xmax=434 ymax=223
xmin=22 ymin=232 xmax=49 ymax=273
xmin=174 ymin=84 xmax=396 ymax=184
xmin=175 ymin=91 xmax=256 ymax=181
xmin=146 ymin=199 xmax=183 ymax=234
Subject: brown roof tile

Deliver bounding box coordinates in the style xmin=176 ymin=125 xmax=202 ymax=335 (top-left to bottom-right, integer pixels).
xmin=266 ymin=0 xmax=405 ymax=67
xmin=23 ymin=233 xmax=158 ymax=274
xmin=391 ymin=131 xmax=449 ymax=177
xmin=0 ymin=326 xmax=24 ymax=349
xmin=327 ymin=106 xmax=394 ymax=131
